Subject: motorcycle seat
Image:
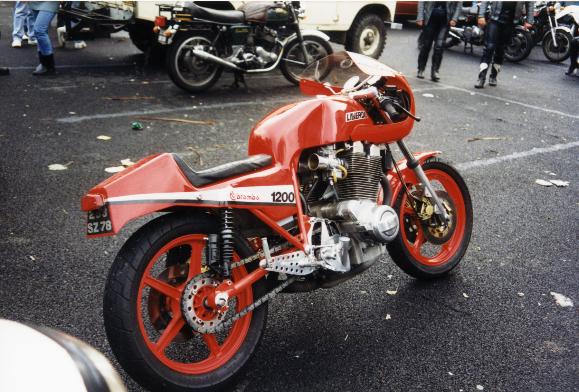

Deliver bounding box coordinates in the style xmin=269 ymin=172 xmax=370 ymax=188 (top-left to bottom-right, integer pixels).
xmin=173 ymin=153 xmax=272 ymax=187
xmin=186 ymin=3 xmax=245 ymax=24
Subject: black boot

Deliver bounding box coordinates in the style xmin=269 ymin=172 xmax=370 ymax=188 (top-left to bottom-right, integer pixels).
xmin=566 ymin=38 xmax=578 ymax=75
xmin=489 ymin=64 xmax=500 ymax=86
xmin=32 ymin=53 xmax=55 ymax=76
xmin=0 ymin=67 xmax=9 ymax=76
xmin=431 ymin=69 xmax=440 ymax=82
xmin=431 ymin=49 xmax=442 ymax=82
xmin=475 ymin=63 xmax=488 ymax=89
xmin=417 ymin=69 xmax=425 ymax=79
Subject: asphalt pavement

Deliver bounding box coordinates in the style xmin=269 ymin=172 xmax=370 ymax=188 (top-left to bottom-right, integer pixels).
xmin=0 ymin=4 xmax=578 ymax=392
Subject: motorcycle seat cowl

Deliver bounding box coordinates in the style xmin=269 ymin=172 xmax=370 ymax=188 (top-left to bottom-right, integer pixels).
xmin=173 ymin=153 xmax=272 ymax=187
xmin=185 ymin=3 xmax=245 ymax=24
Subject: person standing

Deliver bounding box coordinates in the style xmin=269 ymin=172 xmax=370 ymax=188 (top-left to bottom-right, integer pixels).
xmin=475 ymin=1 xmax=534 ymax=88
xmin=12 ymin=1 xmax=37 ymax=48
xmin=28 ymin=1 xmax=60 ymax=75
xmin=565 ymin=37 xmax=578 ymax=76
xmin=416 ymin=1 xmax=461 ymax=82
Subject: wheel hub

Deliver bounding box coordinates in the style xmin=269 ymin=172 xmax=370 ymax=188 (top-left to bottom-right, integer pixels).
xmin=181 ymin=273 xmax=228 ymax=333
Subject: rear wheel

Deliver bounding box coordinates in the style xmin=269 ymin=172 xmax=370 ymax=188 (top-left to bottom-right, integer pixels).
xmin=505 ymin=28 xmax=533 ymax=62
xmin=542 ymin=30 xmax=572 ymax=62
xmin=345 ymin=13 xmax=387 ymax=59
xmin=103 ymin=213 xmax=267 ymax=392
xmin=280 ymin=35 xmax=333 ymax=85
xmin=167 ymin=33 xmax=223 ymax=93
xmin=387 ymin=159 xmax=473 ymax=279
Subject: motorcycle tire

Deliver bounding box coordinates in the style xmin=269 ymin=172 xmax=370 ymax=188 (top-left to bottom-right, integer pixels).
xmin=505 ymin=28 xmax=534 ymax=63
xmin=280 ymin=35 xmax=333 ymax=85
xmin=167 ymin=32 xmax=223 ymax=93
xmin=103 ymin=212 xmax=268 ymax=392
xmin=387 ymin=158 xmax=473 ymax=280
xmin=542 ymin=29 xmax=573 ymax=62
xmin=345 ymin=13 xmax=387 ymax=59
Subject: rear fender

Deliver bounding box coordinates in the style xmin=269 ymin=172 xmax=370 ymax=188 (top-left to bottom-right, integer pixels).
xmin=387 ymin=151 xmax=441 ymax=205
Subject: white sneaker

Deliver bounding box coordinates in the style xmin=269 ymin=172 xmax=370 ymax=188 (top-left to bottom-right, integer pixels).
xmin=12 ymin=39 xmax=22 ymax=48
xmin=28 ymin=38 xmax=38 ymax=46
xmin=74 ymin=41 xmax=87 ymax=49
xmin=22 ymin=34 xmax=29 ymax=41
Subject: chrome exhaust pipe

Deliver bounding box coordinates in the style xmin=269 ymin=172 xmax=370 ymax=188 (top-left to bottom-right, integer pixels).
xmin=191 ymin=49 xmax=244 ymax=72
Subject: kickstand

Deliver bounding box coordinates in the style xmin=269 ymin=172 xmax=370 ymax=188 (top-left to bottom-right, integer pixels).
xmin=230 ymin=72 xmax=248 ymax=90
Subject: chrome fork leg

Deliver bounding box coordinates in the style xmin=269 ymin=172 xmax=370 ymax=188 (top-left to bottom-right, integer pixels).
xmin=397 ymin=140 xmax=450 ymax=222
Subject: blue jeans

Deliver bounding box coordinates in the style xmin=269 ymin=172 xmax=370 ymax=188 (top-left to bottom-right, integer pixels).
xmin=32 ymin=10 xmax=56 ymax=56
xmin=12 ymin=1 xmax=36 ymax=41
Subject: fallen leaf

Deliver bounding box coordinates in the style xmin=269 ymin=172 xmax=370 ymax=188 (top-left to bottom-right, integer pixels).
xmin=387 ymin=274 xmax=393 ymax=279
xmin=69 ymin=111 xmax=76 ymax=115
xmin=535 ymin=179 xmax=553 ymax=187
xmin=517 ymin=292 xmax=525 ymax=297
xmin=360 ymin=290 xmax=367 ymax=294
xmin=463 ymin=293 xmax=470 ymax=298
xmin=549 ymin=179 xmax=569 ymax=187
xmin=386 ymin=290 xmax=398 ymax=296
xmin=422 ymin=93 xmax=434 ymax=98
xmin=550 ymin=292 xmax=574 ymax=307
xmin=448 ymin=372 xmax=454 ymax=376
xmin=344 ymin=334 xmax=349 ymax=341
xmin=120 ymin=158 xmax=135 ymax=167
xmin=384 ymin=314 xmax=391 ymax=320
xmin=96 ymin=135 xmax=111 ymax=141
xmin=48 ymin=161 xmax=73 ymax=171
xmin=105 ymin=166 xmax=125 ymax=173
xmin=29 ymin=255 xmax=36 ymax=261
xmin=476 ymin=385 xmax=484 ymax=391
xmin=467 ymin=136 xmax=507 ymax=142
xmin=135 ymin=116 xmax=216 ymax=126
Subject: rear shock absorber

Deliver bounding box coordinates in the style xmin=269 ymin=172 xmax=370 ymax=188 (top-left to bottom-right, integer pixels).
xmin=220 ymin=208 xmax=234 ymax=278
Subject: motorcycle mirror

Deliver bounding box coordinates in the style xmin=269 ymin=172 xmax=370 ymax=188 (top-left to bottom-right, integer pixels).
xmin=343 ymin=76 xmax=360 ymax=91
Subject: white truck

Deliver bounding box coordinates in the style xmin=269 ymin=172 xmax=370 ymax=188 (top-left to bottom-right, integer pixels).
xmin=59 ymin=1 xmax=399 ymax=59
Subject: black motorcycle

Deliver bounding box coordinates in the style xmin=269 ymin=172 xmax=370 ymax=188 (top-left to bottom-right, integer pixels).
xmin=155 ymin=1 xmax=333 ymax=93
xmin=442 ymin=3 xmax=534 ymax=62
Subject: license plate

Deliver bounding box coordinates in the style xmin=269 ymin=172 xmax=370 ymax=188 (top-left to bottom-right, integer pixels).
xmin=87 ymin=206 xmax=113 ymax=235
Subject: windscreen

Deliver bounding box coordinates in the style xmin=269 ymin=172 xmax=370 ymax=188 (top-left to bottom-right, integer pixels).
xmin=299 ymin=51 xmax=370 ymax=90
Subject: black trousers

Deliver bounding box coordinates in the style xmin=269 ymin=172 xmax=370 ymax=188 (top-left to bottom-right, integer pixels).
xmin=480 ymin=20 xmax=514 ymax=65
xmin=418 ymin=14 xmax=449 ymax=71
xmin=569 ymin=37 xmax=579 ymax=72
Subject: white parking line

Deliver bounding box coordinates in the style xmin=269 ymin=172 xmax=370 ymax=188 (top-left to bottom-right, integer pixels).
xmin=455 ymin=141 xmax=579 ymax=171
xmin=408 ymin=76 xmax=579 ymax=120
xmin=412 ymin=86 xmax=455 ymax=93
xmin=56 ymin=96 xmax=298 ymax=123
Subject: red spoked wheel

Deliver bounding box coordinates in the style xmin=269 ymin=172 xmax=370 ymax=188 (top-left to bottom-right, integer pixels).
xmin=387 ymin=158 xmax=473 ymax=279
xmin=103 ymin=213 xmax=267 ymax=392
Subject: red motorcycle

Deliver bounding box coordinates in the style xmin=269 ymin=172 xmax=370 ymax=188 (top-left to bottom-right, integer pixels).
xmin=82 ymin=51 xmax=473 ymax=392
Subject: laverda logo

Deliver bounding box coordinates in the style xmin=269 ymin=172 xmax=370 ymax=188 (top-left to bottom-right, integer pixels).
xmin=346 ymin=111 xmax=367 ymax=122
xmin=229 ymin=191 xmax=260 ymax=201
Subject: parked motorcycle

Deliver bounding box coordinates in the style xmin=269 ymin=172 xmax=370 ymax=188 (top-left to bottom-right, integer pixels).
xmin=154 ymin=1 xmax=332 ymax=93
xmin=82 ymin=51 xmax=473 ymax=392
xmin=537 ymin=3 xmax=579 ymax=62
xmin=444 ymin=3 xmax=534 ymax=62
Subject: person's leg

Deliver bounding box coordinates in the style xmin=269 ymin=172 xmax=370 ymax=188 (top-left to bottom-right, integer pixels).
xmin=566 ymin=37 xmax=578 ymax=75
xmin=489 ymin=23 xmax=512 ymax=86
xmin=26 ymin=5 xmax=37 ymax=43
xmin=12 ymin=1 xmax=27 ymax=46
xmin=431 ymin=20 xmax=449 ymax=81
xmin=32 ymin=10 xmax=57 ymax=75
xmin=476 ymin=21 xmax=499 ymax=88
xmin=417 ymin=21 xmax=436 ymax=78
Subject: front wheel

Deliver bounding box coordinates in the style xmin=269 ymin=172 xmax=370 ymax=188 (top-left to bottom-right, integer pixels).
xmin=103 ymin=213 xmax=267 ymax=392
xmin=167 ymin=33 xmax=223 ymax=93
xmin=542 ymin=30 xmax=573 ymax=62
xmin=280 ymin=35 xmax=333 ymax=85
xmin=505 ymin=28 xmax=533 ymax=62
xmin=387 ymin=158 xmax=473 ymax=280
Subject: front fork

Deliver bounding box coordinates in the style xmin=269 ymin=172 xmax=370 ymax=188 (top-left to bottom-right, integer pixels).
xmin=397 ymin=140 xmax=450 ymax=222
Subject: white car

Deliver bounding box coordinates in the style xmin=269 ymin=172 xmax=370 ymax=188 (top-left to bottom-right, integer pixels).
xmin=60 ymin=1 xmax=399 ymax=59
